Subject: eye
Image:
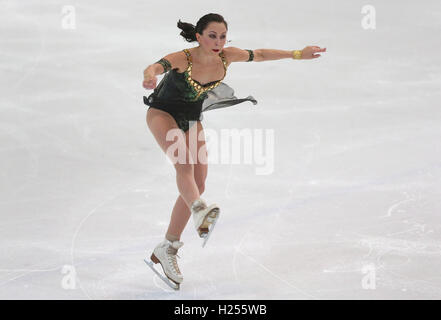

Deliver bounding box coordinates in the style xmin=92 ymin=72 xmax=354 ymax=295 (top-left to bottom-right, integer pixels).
xmin=209 ymin=34 xmax=226 ymax=39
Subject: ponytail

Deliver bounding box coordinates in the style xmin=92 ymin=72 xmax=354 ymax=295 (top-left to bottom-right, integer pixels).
xmin=177 ymin=19 xmax=197 ymax=42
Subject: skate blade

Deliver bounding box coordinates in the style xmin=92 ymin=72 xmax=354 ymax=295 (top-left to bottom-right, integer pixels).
xmin=201 ymin=213 xmax=219 ymax=248
xmin=144 ymin=258 xmax=180 ymax=290
xmin=198 ymin=207 xmax=220 ymax=237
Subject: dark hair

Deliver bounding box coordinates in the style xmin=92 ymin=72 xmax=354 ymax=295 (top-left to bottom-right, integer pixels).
xmin=177 ymin=13 xmax=228 ymax=43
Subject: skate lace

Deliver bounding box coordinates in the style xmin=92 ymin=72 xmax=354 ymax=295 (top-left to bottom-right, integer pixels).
xmin=167 ymin=247 xmax=181 ymax=275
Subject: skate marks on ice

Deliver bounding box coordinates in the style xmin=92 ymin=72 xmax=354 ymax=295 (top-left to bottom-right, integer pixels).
xmin=208 ymin=143 xmax=441 ymax=298
xmin=67 ymin=186 xmax=174 ymax=299
xmin=231 ymin=206 xmax=318 ymax=299
xmin=233 ymin=240 xmax=318 ymax=299
xmin=144 ymin=264 xmax=218 ymax=298
xmin=69 ymin=192 xmax=126 ymax=299
xmin=66 ymin=190 xmax=219 ymax=298
xmin=321 ymin=232 xmax=441 ymax=296
xmin=0 ymin=264 xmax=61 ymax=289
xmin=226 ymin=174 xmax=441 ymax=298
xmin=65 ymin=180 xmax=225 ymax=299
xmin=222 ymin=159 xmax=319 ymax=297
xmin=320 ymin=192 xmax=441 ymax=297
xmin=214 ymin=145 xmax=313 ymax=296
xmin=382 ymin=192 xmax=421 ymax=218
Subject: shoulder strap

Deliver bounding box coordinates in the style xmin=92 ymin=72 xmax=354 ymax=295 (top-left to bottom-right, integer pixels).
xmin=182 ymin=49 xmax=192 ymax=72
xmin=219 ymin=50 xmax=228 ymax=70
xmin=182 ymin=49 xmax=192 ymax=63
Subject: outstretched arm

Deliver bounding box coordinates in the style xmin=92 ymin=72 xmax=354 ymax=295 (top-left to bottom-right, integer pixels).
xmin=224 ymin=46 xmax=326 ymax=63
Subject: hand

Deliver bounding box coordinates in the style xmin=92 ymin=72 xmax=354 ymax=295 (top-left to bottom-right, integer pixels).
xmin=301 ymin=46 xmax=326 ymax=59
xmin=143 ymin=70 xmax=157 ymax=89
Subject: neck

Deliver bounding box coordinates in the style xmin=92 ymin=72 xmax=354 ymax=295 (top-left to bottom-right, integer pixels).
xmin=194 ymin=46 xmax=219 ymax=64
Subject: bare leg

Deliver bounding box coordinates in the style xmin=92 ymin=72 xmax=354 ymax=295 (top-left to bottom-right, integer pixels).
xmin=174 ymin=162 xmax=200 ymax=208
xmin=146 ymin=108 xmax=200 ymax=208
xmin=166 ymin=121 xmax=208 ymax=241
xmin=165 ymin=196 xmax=190 ymax=241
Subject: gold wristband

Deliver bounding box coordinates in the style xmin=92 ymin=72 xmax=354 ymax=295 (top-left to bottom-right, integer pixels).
xmin=292 ymin=50 xmax=302 ymax=60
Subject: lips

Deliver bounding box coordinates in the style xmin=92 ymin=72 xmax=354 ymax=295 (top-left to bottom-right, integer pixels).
xmin=212 ymin=49 xmax=220 ymax=52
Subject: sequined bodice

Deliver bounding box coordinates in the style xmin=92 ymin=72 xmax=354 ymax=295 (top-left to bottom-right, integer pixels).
xmin=151 ymin=48 xmax=228 ymax=103
xmin=179 ymin=48 xmax=227 ymax=100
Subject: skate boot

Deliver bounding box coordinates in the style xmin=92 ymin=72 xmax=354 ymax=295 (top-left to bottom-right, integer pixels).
xmin=191 ymin=198 xmax=220 ymax=247
xmin=144 ymin=239 xmax=184 ymax=290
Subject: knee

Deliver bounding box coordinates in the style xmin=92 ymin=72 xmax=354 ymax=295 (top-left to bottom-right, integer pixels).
xmin=175 ymin=163 xmax=194 ymax=176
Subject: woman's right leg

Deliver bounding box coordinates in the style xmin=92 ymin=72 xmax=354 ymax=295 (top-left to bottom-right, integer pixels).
xmin=146 ymin=107 xmax=200 ymax=208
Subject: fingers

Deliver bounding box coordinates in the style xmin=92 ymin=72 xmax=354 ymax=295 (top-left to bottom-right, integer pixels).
xmin=142 ymin=80 xmax=156 ymax=89
xmin=143 ymin=73 xmax=157 ymax=86
xmin=310 ymin=46 xmax=327 ymax=52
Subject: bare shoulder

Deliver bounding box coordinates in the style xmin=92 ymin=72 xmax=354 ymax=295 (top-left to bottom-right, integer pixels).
xmin=222 ymin=46 xmax=254 ymax=63
xmin=158 ymin=50 xmax=188 ymax=73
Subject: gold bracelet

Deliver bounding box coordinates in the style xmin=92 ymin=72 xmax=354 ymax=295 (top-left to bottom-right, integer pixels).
xmin=292 ymin=50 xmax=302 ymax=60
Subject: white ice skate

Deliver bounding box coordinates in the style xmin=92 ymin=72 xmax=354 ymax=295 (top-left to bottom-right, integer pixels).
xmin=144 ymin=239 xmax=184 ymax=290
xmin=191 ymin=198 xmax=220 ymax=247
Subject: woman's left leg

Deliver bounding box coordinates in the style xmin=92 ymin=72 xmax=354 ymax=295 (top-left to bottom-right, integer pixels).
xmin=165 ymin=121 xmax=208 ymax=241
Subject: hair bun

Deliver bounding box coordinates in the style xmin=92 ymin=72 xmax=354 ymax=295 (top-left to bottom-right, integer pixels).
xmin=177 ymin=19 xmax=197 ymax=42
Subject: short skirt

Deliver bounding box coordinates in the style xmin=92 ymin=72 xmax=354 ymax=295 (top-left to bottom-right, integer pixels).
xmin=143 ymin=82 xmax=258 ymax=132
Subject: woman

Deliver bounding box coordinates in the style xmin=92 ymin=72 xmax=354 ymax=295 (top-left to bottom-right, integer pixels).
xmin=142 ymin=13 xmax=326 ymax=290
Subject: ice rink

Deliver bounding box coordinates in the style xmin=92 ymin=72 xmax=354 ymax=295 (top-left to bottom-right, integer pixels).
xmin=1 ymin=0 xmax=441 ymax=299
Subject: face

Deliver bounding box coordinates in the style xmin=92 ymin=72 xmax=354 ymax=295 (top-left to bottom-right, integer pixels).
xmin=196 ymin=22 xmax=227 ymax=54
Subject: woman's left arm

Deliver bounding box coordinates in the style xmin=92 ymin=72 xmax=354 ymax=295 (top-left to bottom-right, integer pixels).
xmin=255 ymin=46 xmax=326 ymax=61
xmin=224 ymin=46 xmax=326 ymax=63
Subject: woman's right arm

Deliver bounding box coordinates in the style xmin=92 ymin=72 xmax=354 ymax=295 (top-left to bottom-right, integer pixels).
xmin=143 ymin=51 xmax=185 ymax=90
xmin=142 ymin=63 xmax=163 ymax=90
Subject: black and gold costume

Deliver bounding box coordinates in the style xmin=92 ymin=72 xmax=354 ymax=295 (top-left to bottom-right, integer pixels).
xmin=143 ymin=48 xmax=257 ymax=132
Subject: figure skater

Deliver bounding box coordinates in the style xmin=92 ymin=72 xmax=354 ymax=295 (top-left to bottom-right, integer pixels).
xmin=142 ymin=13 xmax=326 ymax=290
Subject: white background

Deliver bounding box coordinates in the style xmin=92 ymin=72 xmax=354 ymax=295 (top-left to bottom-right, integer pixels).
xmin=1 ymin=0 xmax=440 ymax=299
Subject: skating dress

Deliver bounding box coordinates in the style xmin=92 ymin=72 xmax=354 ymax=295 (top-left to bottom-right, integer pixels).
xmin=143 ymin=48 xmax=258 ymax=132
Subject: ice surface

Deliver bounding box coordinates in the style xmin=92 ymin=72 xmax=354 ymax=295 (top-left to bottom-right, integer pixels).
xmin=1 ymin=0 xmax=441 ymax=299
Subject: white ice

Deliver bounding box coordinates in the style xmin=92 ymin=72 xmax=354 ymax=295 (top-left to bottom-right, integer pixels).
xmin=1 ymin=0 xmax=441 ymax=299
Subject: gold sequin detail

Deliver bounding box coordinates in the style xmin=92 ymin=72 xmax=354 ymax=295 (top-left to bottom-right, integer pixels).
xmin=183 ymin=49 xmax=228 ymax=100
